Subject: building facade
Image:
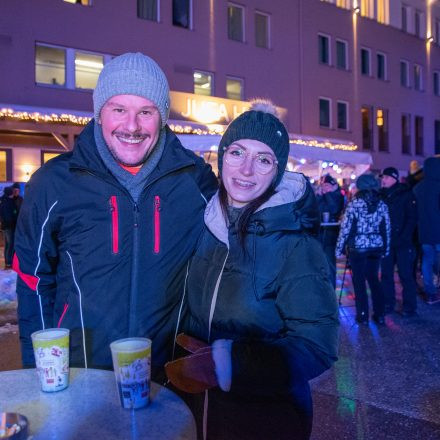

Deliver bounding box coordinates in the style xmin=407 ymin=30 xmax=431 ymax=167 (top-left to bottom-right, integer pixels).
xmin=1 ymin=0 xmax=439 ymax=182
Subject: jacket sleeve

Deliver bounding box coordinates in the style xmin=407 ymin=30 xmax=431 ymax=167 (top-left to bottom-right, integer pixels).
xmin=335 ymin=202 xmax=354 ymax=256
xmin=379 ymin=202 xmax=391 ymax=256
xmin=400 ymin=192 xmax=417 ymax=244
xmin=191 ymin=154 xmax=218 ymax=203
xmin=230 ymin=236 xmax=339 ymax=397
xmin=13 ymin=170 xmax=60 ymax=367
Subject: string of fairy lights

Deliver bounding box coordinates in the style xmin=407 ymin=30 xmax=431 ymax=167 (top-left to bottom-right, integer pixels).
xmin=1 ymin=107 xmax=359 ymax=151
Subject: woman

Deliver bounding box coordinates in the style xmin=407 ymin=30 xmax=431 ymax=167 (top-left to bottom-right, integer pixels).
xmin=166 ymin=101 xmax=339 ymax=440
xmin=336 ymin=173 xmax=390 ymax=325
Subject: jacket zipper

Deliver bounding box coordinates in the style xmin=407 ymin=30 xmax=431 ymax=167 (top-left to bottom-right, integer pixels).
xmin=109 ymin=196 xmax=119 ymax=254
xmin=154 ymin=196 xmax=161 ymax=254
xmin=57 ymin=303 xmax=69 ymax=328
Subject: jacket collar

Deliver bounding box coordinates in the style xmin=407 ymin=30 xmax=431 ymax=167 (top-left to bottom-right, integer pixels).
xmin=204 ymin=172 xmax=312 ymax=246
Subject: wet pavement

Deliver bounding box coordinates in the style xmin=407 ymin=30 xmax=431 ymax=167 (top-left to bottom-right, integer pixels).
xmin=1 ymin=258 xmax=439 ymax=438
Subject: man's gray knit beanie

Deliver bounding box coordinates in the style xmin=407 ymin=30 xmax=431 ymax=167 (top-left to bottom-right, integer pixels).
xmin=93 ymin=52 xmax=170 ymax=127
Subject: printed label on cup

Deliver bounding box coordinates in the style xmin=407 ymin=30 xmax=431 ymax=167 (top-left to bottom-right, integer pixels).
xmin=31 ymin=329 xmax=69 ymax=393
xmin=111 ymin=338 xmax=151 ymax=409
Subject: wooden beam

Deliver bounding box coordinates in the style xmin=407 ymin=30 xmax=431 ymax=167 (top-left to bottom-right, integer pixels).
xmin=51 ymin=132 xmax=70 ymax=150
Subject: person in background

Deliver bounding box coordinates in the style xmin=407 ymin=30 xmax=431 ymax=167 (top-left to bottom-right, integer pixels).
xmin=11 ymin=182 xmax=23 ymax=214
xmin=13 ymin=52 xmax=218 ymax=374
xmin=336 ymin=173 xmax=390 ymax=325
xmin=0 ymin=186 xmax=18 ymax=270
xmin=166 ymin=100 xmax=339 ymax=440
xmin=316 ymin=173 xmax=345 ymax=288
xmin=380 ymin=167 xmax=418 ymax=316
xmin=413 ymin=156 xmax=440 ymax=304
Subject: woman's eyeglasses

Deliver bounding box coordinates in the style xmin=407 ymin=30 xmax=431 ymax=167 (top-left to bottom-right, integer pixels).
xmin=223 ymin=145 xmax=278 ymax=175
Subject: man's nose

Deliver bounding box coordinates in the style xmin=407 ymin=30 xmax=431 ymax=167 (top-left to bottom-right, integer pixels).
xmin=124 ymin=111 xmax=140 ymax=132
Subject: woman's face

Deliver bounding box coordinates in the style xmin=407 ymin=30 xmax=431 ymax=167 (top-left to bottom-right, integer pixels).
xmin=221 ymin=139 xmax=277 ymax=208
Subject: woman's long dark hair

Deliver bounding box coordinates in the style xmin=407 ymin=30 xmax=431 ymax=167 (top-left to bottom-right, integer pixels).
xmin=218 ymin=179 xmax=276 ymax=247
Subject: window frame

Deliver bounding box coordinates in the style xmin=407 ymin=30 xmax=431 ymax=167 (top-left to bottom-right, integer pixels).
xmin=336 ymin=100 xmax=349 ymax=131
xmin=335 ymin=38 xmax=348 ymax=70
xmin=193 ymin=69 xmax=214 ymax=96
xmin=433 ymin=71 xmax=440 ymax=96
xmin=401 ymin=4 xmax=408 ymax=32
xmin=361 ymin=105 xmax=374 ymax=151
xmin=319 ymin=97 xmax=332 ymax=129
xmin=254 ymin=10 xmax=270 ymax=49
xmin=360 ymin=47 xmax=371 ymax=76
xmin=376 ymin=108 xmax=389 ymax=152
xmin=227 ymin=2 xmax=245 ymax=43
xmin=35 ymin=42 xmax=111 ymax=91
xmin=415 ymin=115 xmax=424 ymax=156
xmin=376 ymin=52 xmax=387 ymax=81
xmin=401 ymin=113 xmax=411 ymax=155
xmin=137 ymin=0 xmax=160 ymax=22
xmin=318 ymin=33 xmax=331 ymax=66
xmin=400 ymin=59 xmax=410 ymax=88
xmin=226 ymin=76 xmax=244 ymax=100
xmin=0 ymin=149 xmax=12 ymax=182
xmin=413 ymin=64 xmax=423 ymax=92
xmin=172 ymin=0 xmax=193 ymax=29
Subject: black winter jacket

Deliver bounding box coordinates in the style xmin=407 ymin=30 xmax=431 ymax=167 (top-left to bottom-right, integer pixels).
xmin=14 ymin=121 xmax=218 ymax=370
xmin=0 ymin=196 xmax=18 ymax=230
xmin=413 ymin=156 xmax=440 ymax=244
xmin=381 ymin=183 xmax=417 ymax=248
xmin=183 ymin=172 xmax=339 ymax=438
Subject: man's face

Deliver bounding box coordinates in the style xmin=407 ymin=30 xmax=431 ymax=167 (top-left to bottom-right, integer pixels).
xmin=12 ymin=188 xmax=20 ymax=197
xmin=381 ymin=175 xmax=396 ymax=188
xmin=99 ymin=94 xmax=161 ymax=166
xmin=321 ymin=182 xmax=337 ymax=194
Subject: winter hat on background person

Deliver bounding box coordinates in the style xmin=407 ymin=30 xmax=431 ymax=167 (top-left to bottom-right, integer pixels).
xmin=218 ymin=99 xmax=289 ymax=187
xmin=3 ymin=186 xmax=13 ymax=197
xmin=323 ymin=174 xmax=338 ymax=186
xmin=380 ymin=167 xmax=399 ymax=182
xmin=356 ymin=173 xmax=380 ymax=191
xmin=93 ymin=52 xmax=170 ymax=127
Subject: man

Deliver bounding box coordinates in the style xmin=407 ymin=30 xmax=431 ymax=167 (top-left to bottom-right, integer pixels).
xmin=380 ymin=167 xmax=418 ymax=316
xmin=14 ymin=53 xmax=218 ymax=375
xmin=0 ymin=186 xmax=18 ymax=269
xmin=11 ymin=182 xmax=23 ymax=214
xmin=413 ymin=157 xmax=440 ymax=304
xmin=316 ymin=174 xmax=344 ymax=288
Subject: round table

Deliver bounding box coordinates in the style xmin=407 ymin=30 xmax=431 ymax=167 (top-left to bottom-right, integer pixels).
xmin=0 ymin=368 xmax=196 ymax=440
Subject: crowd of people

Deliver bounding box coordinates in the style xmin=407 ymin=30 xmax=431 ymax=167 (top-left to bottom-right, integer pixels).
xmin=317 ymin=157 xmax=440 ymax=325
xmin=4 ymin=50 xmax=439 ymax=439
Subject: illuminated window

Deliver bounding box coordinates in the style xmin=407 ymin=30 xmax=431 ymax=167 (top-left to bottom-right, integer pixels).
xmin=337 ymin=101 xmax=348 ymax=130
xmin=377 ymin=52 xmax=387 ymax=80
xmin=401 ymin=114 xmax=411 ymax=154
xmin=318 ymin=34 xmax=331 ymax=65
xmin=36 ymin=43 xmax=111 ymax=90
xmin=336 ymin=0 xmax=350 ymax=9
xmin=376 ymin=0 xmax=389 ymax=24
xmin=415 ymin=116 xmax=424 ymax=156
xmin=377 ymin=108 xmax=388 ymax=152
xmin=360 ymin=0 xmax=374 ymax=19
xmin=173 ymin=0 xmax=191 ymax=29
xmin=137 ymin=0 xmax=159 ymax=21
xmin=63 ymin=0 xmax=92 ymax=5
xmin=400 ymin=60 xmax=410 ymax=87
xmin=194 ymin=71 xmax=213 ymax=96
xmin=226 ymin=77 xmax=243 ymax=100
xmin=0 ymin=150 xmax=12 ymax=182
xmin=360 ymin=48 xmax=371 ymax=76
xmin=336 ymin=39 xmax=348 ymax=70
xmin=255 ymin=12 xmax=270 ymax=49
xmin=414 ymin=64 xmax=423 ymax=91
xmin=41 ymin=151 xmax=61 ymax=165
xmin=434 ymin=72 xmax=440 ymax=96
xmin=361 ymin=106 xmax=373 ymax=150
xmin=35 ymin=45 xmax=66 ymax=86
xmin=228 ymin=4 xmax=244 ymax=42
xmin=75 ymin=52 xmax=103 ymax=89
xmin=319 ymin=98 xmax=331 ymax=128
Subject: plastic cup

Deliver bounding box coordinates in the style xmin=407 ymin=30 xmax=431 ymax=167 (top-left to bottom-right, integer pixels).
xmin=322 ymin=212 xmax=330 ymax=223
xmin=31 ymin=328 xmax=70 ymax=392
xmin=110 ymin=337 xmax=152 ymax=409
